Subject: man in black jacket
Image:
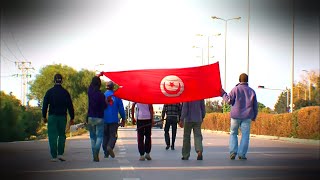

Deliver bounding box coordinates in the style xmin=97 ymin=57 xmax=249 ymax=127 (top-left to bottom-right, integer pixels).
xmin=42 ymin=73 xmax=75 ymax=162
xmin=161 ymin=103 xmax=181 ymax=150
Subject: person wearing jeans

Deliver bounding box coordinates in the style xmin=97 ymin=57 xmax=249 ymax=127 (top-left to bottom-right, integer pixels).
xmin=87 ymin=76 xmax=107 ymax=162
xmin=229 ymin=118 xmax=251 ymax=159
xmin=221 ymin=73 xmax=258 ymax=160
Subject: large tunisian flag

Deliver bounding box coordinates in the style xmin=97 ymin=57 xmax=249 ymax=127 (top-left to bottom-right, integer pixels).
xmin=100 ymin=62 xmax=222 ymax=104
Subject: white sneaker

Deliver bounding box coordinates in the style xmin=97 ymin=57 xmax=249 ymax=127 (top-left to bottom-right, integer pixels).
xmin=145 ymin=153 xmax=152 ymax=160
xmin=57 ymin=155 xmax=66 ymax=161
xmin=51 ymin=158 xmax=58 ymax=162
xmin=139 ymin=155 xmax=145 ymax=161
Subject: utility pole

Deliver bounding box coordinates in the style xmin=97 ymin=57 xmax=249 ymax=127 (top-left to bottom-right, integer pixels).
xmin=15 ymin=61 xmax=34 ymax=106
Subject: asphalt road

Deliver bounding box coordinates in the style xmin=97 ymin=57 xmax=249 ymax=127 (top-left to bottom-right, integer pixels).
xmin=1 ymin=126 xmax=319 ymax=180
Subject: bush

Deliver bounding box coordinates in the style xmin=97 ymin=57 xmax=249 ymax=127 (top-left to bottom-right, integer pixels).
xmin=202 ymin=106 xmax=320 ymax=140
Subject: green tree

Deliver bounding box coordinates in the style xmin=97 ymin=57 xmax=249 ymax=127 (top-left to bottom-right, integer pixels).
xmin=29 ymin=64 xmax=98 ymax=125
xmin=274 ymin=91 xmax=289 ymax=113
xmin=29 ymin=64 xmax=78 ymax=105
xmin=258 ymin=102 xmax=273 ymax=113
xmin=205 ymin=99 xmax=223 ymax=113
xmin=0 ymin=91 xmax=42 ymax=142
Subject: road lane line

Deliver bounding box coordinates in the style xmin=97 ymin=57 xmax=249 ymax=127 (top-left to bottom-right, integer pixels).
xmin=22 ymin=165 xmax=319 ymax=173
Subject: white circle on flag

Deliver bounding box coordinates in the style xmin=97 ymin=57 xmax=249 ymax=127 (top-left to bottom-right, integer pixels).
xmin=160 ymin=75 xmax=184 ymax=97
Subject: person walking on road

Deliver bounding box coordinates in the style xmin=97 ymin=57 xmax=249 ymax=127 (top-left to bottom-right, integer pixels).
xmin=179 ymin=100 xmax=205 ymax=160
xmin=102 ymin=81 xmax=126 ymax=159
xmin=87 ymin=76 xmax=107 ymax=162
xmin=161 ymin=103 xmax=181 ymax=150
xmin=131 ymin=102 xmax=154 ymax=161
xmin=221 ymin=73 xmax=258 ymax=160
xmin=42 ymin=73 xmax=75 ymax=162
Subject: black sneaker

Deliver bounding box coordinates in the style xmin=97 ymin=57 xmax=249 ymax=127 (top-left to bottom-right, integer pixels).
xmin=57 ymin=155 xmax=66 ymax=161
xmin=171 ymin=145 xmax=175 ymax=150
xmin=107 ymin=146 xmax=115 ymax=158
xmin=93 ymin=154 xmax=99 ymax=162
xmin=181 ymin=157 xmax=189 ymax=160
xmin=230 ymin=153 xmax=236 ymax=160
xmin=165 ymin=145 xmax=170 ymax=150
xmin=238 ymin=156 xmax=247 ymax=160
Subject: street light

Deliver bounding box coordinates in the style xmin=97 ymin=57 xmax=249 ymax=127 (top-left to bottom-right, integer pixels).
xmin=302 ymin=70 xmax=311 ymax=101
xmin=195 ymin=33 xmax=221 ymax=65
xmin=94 ymin=64 xmax=104 ymax=74
xmin=258 ymin=86 xmax=290 ymax=112
xmin=211 ymin=16 xmax=240 ymax=113
xmin=192 ymin=46 xmax=204 ymax=65
xmin=211 ymin=16 xmax=241 ymax=92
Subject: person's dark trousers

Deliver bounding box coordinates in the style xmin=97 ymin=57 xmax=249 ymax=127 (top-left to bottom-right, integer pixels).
xmin=103 ymin=123 xmax=119 ymax=154
xmin=164 ymin=116 xmax=178 ymax=147
xmin=47 ymin=115 xmax=67 ymax=158
xmin=137 ymin=119 xmax=152 ymax=156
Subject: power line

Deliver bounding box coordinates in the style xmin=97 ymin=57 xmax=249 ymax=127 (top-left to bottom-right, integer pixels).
xmin=0 ymin=53 xmax=15 ymax=63
xmin=0 ymin=74 xmax=19 ymax=78
xmin=8 ymin=25 xmax=27 ymax=61
xmin=1 ymin=39 xmax=20 ymax=62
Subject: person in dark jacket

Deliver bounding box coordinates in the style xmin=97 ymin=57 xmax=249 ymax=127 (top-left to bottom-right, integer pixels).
xmin=42 ymin=73 xmax=75 ymax=162
xmin=179 ymin=100 xmax=205 ymax=160
xmin=87 ymin=76 xmax=107 ymax=162
xmin=161 ymin=103 xmax=181 ymax=150
xmin=221 ymin=73 xmax=258 ymax=160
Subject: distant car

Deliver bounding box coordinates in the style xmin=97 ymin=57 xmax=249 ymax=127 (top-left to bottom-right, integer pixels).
xmin=153 ymin=115 xmax=163 ymax=129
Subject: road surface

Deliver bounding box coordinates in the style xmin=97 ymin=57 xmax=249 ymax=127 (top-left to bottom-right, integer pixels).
xmin=1 ymin=127 xmax=319 ymax=180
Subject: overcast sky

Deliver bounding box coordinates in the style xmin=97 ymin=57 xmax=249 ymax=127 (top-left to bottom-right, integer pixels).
xmin=1 ymin=0 xmax=319 ymax=109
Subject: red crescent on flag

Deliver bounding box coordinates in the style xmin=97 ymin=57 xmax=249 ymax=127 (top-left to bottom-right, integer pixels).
xmin=163 ymin=82 xmax=181 ymax=95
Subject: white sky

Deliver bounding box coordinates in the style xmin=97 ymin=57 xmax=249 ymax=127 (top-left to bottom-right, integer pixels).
xmin=1 ymin=0 xmax=319 ymax=109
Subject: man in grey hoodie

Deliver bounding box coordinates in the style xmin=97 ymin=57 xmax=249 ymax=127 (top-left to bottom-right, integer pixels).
xmin=221 ymin=73 xmax=258 ymax=160
xmin=179 ymin=100 xmax=206 ymax=160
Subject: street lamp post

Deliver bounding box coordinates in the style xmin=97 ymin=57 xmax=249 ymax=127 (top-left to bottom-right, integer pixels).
xmin=258 ymin=85 xmax=290 ymax=112
xmin=195 ymin=33 xmax=221 ymax=65
xmin=302 ymin=70 xmax=311 ymax=101
xmin=211 ymin=16 xmax=241 ymax=92
xmin=192 ymin=46 xmax=204 ymax=65
xmin=94 ymin=64 xmax=104 ymax=75
xmin=211 ymin=16 xmax=241 ymax=113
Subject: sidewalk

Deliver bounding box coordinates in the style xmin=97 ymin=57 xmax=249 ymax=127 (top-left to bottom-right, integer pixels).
xmin=203 ymin=129 xmax=320 ymax=146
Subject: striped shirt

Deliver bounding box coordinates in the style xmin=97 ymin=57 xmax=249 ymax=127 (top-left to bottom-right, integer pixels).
xmin=161 ymin=103 xmax=182 ymax=119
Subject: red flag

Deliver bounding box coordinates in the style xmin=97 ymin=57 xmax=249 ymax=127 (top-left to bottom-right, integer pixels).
xmin=101 ymin=62 xmax=222 ymax=104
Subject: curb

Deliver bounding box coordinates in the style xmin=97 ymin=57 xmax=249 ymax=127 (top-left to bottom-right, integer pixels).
xmin=203 ymin=129 xmax=320 ymax=146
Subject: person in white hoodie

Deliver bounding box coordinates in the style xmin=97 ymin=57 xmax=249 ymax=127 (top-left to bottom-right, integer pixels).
xmin=131 ymin=102 xmax=154 ymax=161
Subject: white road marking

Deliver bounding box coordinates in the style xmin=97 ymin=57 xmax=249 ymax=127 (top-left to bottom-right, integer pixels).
xmin=23 ymin=165 xmax=318 ymax=173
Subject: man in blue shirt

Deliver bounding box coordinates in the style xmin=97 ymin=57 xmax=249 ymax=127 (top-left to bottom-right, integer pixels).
xmin=102 ymin=81 xmax=126 ymax=159
xmin=221 ymin=73 xmax=258 ymax=160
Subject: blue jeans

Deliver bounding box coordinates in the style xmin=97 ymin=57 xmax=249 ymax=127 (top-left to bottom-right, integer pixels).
xmin=229 ymin=118 xmax=251 ymax=158
xmin=88 ymin=117 xmax=104 ymax=158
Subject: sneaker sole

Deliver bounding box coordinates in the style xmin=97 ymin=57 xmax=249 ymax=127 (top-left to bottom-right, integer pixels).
xmin=239 ymin=157 xmax=247 ymax=160
xmin=230 ymin=153 xmax=236 ymax=160
xmin=145 ymin=156 xmax=152 ymax=160
xmin=107 ymin=147 xmax=115 ymax=158
xmin=58 ymin=158 xmax=66 ymax=161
